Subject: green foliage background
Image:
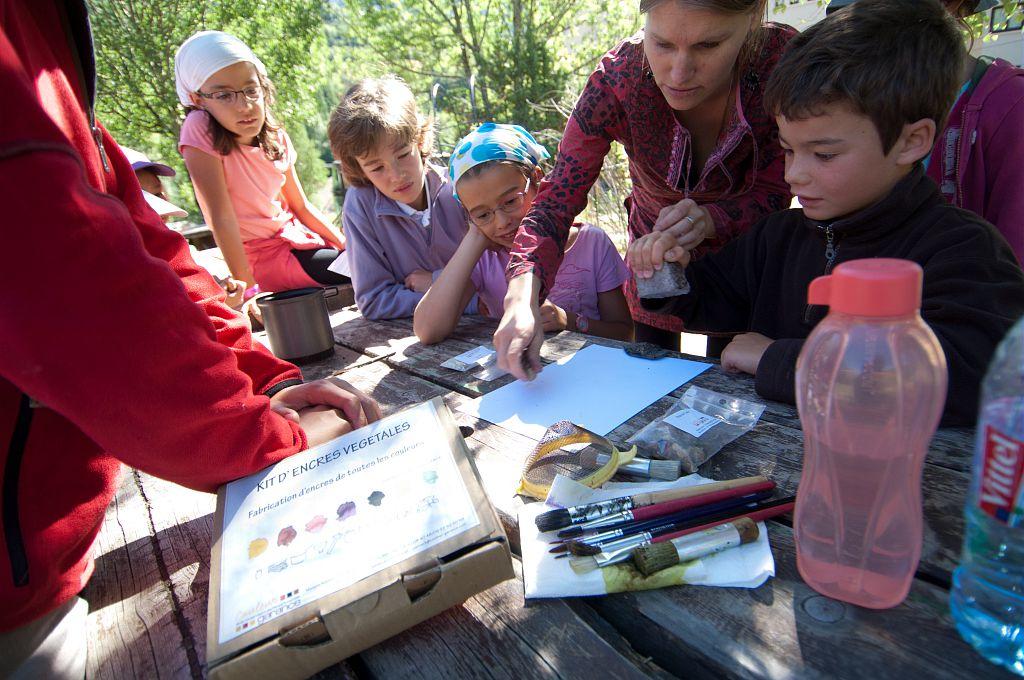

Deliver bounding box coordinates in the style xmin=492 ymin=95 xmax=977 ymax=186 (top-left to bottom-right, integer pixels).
xmin=88 ymin=0 xmax=1021 ymax=229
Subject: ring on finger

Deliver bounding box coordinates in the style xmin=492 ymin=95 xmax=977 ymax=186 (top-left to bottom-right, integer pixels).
xmin=685 ymin=215 xmax=696 ymax=224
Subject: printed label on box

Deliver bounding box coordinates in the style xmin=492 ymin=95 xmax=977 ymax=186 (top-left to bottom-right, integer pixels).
xmin=217 ymin=400 xmax=480 ymax=644
xmin=663 ymin=407 xmax=720 ymax=438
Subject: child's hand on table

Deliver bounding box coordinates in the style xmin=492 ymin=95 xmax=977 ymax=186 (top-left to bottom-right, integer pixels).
xmin=404 ymin=269 xmax=433 ymax=293
xmin=721 ymin=333 xmax=773 ymax=376
xmin=539 ymin=300 xmax=568 ymax=332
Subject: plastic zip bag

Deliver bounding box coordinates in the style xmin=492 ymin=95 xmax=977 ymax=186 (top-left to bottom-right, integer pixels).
xmin=626 ymin=386 xmax=765 ymax=473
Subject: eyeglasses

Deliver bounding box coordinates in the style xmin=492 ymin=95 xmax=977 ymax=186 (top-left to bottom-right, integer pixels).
xmin=196 ymin=85 xmax=264 ymax=106
xmin=467 ymin=178 xmax=532 ymax=227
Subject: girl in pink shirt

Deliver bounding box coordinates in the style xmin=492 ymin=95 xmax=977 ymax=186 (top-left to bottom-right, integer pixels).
xmin=414 ymin=123 xmax=633 ymax=345
xmin=175 ymin=31 xmax=347 ymax=295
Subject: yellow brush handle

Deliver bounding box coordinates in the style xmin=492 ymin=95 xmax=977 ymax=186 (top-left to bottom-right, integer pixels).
xmin=634 ymin=476 xmax=769 ymax=507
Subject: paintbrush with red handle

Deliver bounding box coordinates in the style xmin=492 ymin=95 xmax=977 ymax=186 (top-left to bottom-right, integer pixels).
xmin=549 ymin=488 xmax=775 ymax=553
xmin=535 ymin=475 xmax=773 ymax=533
xmin=555 ymin=480 xmax=777 ymax=539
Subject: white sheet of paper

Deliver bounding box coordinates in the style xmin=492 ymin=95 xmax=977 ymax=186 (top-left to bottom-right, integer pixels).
xmin=327 ymin=250 xmax=352 ymax=277
xmin=458 ymin=344 xmax=711 ymax=440
xmin=216 ymin=401 xmax=479 ymax=644
xmin=520 ymin=475 xmax=774 ymax=598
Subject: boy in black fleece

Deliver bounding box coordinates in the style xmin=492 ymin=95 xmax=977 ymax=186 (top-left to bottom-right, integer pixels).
xmin=629 ymin=0 xmax=1024 ymax=425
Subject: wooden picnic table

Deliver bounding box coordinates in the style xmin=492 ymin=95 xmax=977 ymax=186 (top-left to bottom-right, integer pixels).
xmin=82 ymin=307 xmax=1009 ymax=679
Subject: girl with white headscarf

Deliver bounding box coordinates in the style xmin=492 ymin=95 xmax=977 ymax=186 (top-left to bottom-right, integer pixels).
xmin=175 ymin=31 xmax=349 ymax=296
xmin=413 ymin=123 xmax=634 ymax=345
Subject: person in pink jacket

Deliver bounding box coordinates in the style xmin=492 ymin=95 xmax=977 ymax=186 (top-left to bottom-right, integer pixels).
xmin=829 ymin=0 xmax=1024 ymax=263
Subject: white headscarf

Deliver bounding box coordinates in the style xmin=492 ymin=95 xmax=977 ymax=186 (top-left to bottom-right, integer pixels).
xmin=174 ymin=31 xmax=267 ymax=108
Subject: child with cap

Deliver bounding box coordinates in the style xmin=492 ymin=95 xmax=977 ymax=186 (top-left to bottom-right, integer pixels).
xmin=121 ymin=147 xmax=188 ymax=220
xmin=413 ymin=123 xmax=633 ymax=344
xmin=123 ymin=146 xmax=247 ymax=308
xmin=176 ymin=31 xmax=349 ymax=299
xmin=628 ymin=0 xmax=1024 ymax=425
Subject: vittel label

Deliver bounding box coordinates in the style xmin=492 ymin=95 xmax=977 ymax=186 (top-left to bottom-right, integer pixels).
xmin=978 ymin=425 xmax=1024 ymax=524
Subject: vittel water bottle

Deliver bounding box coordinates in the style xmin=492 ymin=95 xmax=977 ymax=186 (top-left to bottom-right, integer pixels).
xmin=951 ymin=315 xmax=1024 ymax=676
xmin=794 ymin=259 xmax=947 ymax=608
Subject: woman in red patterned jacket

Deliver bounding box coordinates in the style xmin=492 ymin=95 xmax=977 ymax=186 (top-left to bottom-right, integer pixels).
xmin=495 ymin=0 xmax=796 ymax=378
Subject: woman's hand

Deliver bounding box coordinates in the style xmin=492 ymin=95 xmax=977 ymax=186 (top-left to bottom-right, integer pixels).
xmin=493 ymin=274 xmax=544 ymax=381
xmin=627 ymin=232 xmax=693 ymax=278
xmin=653 ymin=199 xmax=715 ymax=251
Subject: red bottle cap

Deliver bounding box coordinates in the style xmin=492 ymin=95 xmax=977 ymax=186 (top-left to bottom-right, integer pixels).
xmin=807 ymin=258 xmax=923 ymax=317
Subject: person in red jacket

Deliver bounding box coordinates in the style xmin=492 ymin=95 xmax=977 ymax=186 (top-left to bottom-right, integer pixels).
xmin=0 ymin=2 xmax=381 ymax=676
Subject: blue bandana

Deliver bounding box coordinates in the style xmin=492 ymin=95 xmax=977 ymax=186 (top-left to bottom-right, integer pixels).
xmin=448 ymin=122 xmax=550 ymax=201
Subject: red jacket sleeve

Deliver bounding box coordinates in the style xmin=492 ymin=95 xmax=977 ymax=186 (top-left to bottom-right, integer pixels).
xmin=0 ymin=145 xmax=308 ymax=492
xmin=99 ymin=127 xmax=303 ymax=395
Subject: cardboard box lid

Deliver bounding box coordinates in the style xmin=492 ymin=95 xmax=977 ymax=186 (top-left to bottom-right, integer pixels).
xmin=206 ymin=397 xmax=508 ymax=666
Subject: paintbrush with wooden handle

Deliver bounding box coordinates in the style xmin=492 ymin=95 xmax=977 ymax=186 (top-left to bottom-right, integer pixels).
xmin=568 ymin=496 xmax=795 ymax=574
xmin=631 ymin=518 xmax=760 ymax=576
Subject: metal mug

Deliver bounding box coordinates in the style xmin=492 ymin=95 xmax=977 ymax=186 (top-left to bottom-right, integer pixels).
xmin=255 ymin=287 xmax=338 ymax=362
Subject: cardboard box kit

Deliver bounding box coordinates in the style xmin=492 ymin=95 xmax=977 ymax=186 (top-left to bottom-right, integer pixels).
xmin=206 ymin=397 xmax=514 ymax=678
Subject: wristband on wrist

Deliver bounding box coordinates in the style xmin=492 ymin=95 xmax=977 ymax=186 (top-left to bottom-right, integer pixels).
xmin=243 ymin=284 xmax=262 ymax=301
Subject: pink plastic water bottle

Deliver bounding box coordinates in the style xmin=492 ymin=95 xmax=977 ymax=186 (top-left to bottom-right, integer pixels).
xmin=794 ymin=259 xmax=948 ymax=608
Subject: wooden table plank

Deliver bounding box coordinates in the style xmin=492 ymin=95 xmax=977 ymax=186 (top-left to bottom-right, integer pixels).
xmin=412 ymin=314 xmax=974 ymax=581
xmin=354 ymin=560 xmax=663 ymax=680
xmin=93 ymin=353 xmax=651 ymax=678
xmin=435 ymin=410 xmax=1001 ymax=678
xmin=582 ymin=525 xmax=1010 ymax=680
xmin=82 ymin=470 xmax=200 ymax=680
xmin=87 ymin=311 xmax=986 ymax=680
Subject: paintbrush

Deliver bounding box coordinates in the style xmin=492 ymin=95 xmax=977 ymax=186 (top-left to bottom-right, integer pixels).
xmin=563 ymin=494 xmax=790 ymax=557
xmin=552 ymin=478 xmax=776 ymax=538
xmin=579 ymin=450 xmax=682 ymax=481
xmin=631 ymin=518 xmax=760 ymax=576
xmin=535 ymin=475 xmax=771 ymax=533
xmin=568 ymin=496 xmax=795 ymax=574
xmin=548 ymin=489 xmax=773 ymax=553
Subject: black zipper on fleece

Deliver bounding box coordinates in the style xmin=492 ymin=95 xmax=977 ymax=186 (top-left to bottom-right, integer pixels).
xmin=3 ymin=394 xmax=33 ymax=587
xmin=803 ymin=224 xmax=840 ymax=324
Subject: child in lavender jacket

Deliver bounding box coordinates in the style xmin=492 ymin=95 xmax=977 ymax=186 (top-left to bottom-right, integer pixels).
xmin=328 ymin=77 xmax=471 ymax=319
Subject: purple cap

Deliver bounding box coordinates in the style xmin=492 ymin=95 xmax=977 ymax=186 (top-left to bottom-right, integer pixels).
xmin=122 ymin=147 xmax=176 ymax=177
